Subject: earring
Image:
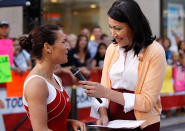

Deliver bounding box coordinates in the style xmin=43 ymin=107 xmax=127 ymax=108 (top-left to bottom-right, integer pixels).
xmin=47 ymin=50 xmax=52 ymax=54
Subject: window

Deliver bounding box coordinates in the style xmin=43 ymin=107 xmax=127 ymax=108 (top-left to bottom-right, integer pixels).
xmin=43 ymin=0 xmax=100 ymax=34
xmin=162 ymin=0 xmax=185 ymax=51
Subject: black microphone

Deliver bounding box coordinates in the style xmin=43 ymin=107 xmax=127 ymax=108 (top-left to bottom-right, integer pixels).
xmin=71 ymin=66 xmax=102 ymax=103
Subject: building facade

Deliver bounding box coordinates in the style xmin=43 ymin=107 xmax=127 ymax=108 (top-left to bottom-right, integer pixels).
xmin=42 ymin=0 xmax=161 ymax=37
xmin=0 ymin=0 xmax=184 ymax=46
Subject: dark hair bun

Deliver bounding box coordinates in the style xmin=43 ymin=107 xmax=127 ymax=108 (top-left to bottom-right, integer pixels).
xmin=19 ymin=36 xmax=32 ymax=51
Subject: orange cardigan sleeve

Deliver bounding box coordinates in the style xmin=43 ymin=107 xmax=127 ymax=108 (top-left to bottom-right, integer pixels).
xmin=134 ymin=43 xmax=166 ymax=112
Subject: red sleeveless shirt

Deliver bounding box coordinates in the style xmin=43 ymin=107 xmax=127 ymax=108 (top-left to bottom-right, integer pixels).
xmin=23 ymin=75 xmax=71 ymax=131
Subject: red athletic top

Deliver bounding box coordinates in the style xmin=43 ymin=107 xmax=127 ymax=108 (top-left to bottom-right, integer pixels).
xmin=23 ymin=75 xmax=71 ymax=131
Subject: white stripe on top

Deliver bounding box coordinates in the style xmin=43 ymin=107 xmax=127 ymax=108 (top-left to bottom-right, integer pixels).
xmin=23 ymin=74 xmax=63 ymax=106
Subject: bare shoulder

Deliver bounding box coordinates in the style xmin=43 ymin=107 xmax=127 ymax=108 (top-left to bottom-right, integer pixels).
xmin=24 ymin=77 xmax=49 ymax=101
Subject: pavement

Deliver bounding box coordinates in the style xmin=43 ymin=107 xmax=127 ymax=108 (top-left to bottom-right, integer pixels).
xmin=161 ymin=114 xmax=185 ymax=128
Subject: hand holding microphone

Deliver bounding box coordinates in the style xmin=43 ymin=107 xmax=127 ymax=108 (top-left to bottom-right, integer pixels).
xmin=71 ymin=66 xmax=103 ymax=103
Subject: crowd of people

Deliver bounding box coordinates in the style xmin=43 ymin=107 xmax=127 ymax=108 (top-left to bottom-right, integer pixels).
xmin=0 ymin=20 xmax=110 ymax=78
xmin=1 ymin=20 xmax=185 ymax=80
xmin=57 ymin=26 xmax=109 ymax=81
xmin=157 ymin=36 xmax=185 ymax=67
xmin=156 ymin=36 xmax=185 ymax=118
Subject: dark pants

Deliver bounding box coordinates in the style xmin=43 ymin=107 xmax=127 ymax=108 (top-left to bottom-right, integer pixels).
xmin=108 ymin=89 xmax=160 ymax=131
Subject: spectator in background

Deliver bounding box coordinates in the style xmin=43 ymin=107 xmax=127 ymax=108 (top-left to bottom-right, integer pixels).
xmin=88 ymin=26 xmax=102 ymax=59
xmin=64 ymin=34 xmax=91 ymax=78
xmin=156 ymin=37 xmax=163 ymax=45
xmin=161 ymin=37 xmax=176 ymax=118
xmin=162 ymin=37 xmax=174 ymax=65
xmin=178 ymin=40 xmax=185 ymax=52
xmin=91 ymin=43 xmax=107 ymax=70
xmin=0 ymin=21 xmax=10 ymax=39
xmin=100 ymin=33 xmax=110 ymax=46
xmin=174 ymin=40 xmax=185 ymax=115
xmin=11 ymin=38 xmax=32 ymax=74
xmin=67 ymin=34 xmax=77 ymax=49
xmin=172 ymin=52 xmax=181 ymax=67
xmin=80 ymin=28 xmax=90 ymax=39
xmin=178 ymin=40 xmax=185 ymax=66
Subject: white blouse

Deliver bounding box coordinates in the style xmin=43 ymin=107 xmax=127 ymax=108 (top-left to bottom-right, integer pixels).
xmin=90 ymin=46 xmax=139 ymax=119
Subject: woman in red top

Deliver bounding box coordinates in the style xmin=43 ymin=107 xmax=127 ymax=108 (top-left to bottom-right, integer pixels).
xmin=20 ymin=25 xmax=87 ymax=131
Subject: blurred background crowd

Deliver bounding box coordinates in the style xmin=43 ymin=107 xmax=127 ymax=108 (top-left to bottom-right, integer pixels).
xmin=0 ymin=21 xmax=110 ymax=79
xmin=1 ymin=19 xmax=185 ymax=82
xmin=157 ymin=35 xmax=185 ymax=67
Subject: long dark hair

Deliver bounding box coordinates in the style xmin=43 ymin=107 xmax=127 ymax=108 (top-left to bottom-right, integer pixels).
xmin=94 ymin=43 xmax=107 ymax=59
xmin=178 ymin=40 xmax=185 ymax=51
xmin=108 ymin=0 xmax=155 ymax=55
xmin=162 ymin=37 xmax=171 ymax=50
xmin=75 ymin=34 xmax=89 ymax=54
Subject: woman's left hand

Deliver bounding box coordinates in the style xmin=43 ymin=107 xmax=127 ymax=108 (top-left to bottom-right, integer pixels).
xmin=79 ymin=81 xmax=108 ymax=98
xmin=67 ymin=119 xmax=87 ymax=131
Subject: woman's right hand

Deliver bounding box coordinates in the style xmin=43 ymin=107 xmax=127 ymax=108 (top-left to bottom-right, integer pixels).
xmin=96 ymin=115 xmax=109 ymax=126
xmin=96 ymin=115 xmax=109 ymax=131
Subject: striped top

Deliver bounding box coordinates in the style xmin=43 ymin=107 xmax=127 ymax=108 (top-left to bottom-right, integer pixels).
xmin=23 ymin=74 xmax=71 ymax=131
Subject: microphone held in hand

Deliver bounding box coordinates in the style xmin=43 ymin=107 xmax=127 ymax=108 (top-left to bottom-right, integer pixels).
xmin=71 ymin=66 xmax=102 ymax=103
xmin=71 ymin=66 xmax=86 ymax=81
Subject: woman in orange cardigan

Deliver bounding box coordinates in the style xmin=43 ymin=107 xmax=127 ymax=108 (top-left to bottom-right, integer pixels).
xmin=80 ymin=0 xmax=166 ymax=130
